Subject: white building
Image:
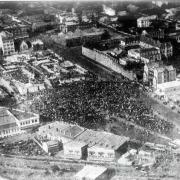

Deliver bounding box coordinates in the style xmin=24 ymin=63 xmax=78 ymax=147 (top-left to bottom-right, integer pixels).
xmin=9 ymin=108 xmax=39 ymax=129
xmin=74 ymin=165 xmax=112 ymax=180
xmin=137 ymin=15 xmax=157 ymax=28
xmin=75 ymin=129 xmax=129 ymax=162
xmin=42 ymin=140 xmax=61 ymax=154
xmin=63 ymin=141 xmax=88 ymax=159
xmin=0 ymin=107 xmax=22 ymax=138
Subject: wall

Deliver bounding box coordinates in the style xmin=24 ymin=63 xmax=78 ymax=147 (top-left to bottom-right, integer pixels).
xmin=87 ymin=147 xmax=115 ymax=161
xmin=82 ymin=46 xmax=136 ymax=80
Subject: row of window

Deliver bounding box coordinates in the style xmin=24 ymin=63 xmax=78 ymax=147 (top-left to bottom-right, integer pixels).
xmin=0 ymin=127 xmax=20 ymax=136
xmin=67 ymin=150 xmax=80 ymax=155
xmin=88 ymin=151 xmax=114 ymax=158
xmin=20 ymin=119 xmax=38 ymax=126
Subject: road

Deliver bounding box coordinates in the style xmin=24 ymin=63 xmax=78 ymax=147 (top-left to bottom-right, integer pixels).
xmin=0 ymin=154 xmax=164 ymax=179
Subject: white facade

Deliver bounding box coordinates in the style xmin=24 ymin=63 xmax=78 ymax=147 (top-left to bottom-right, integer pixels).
xmin=63 ymin=141 xmax=87 ymax=159
xmin=0 ymin=124 xmax=21 ymax=138
xmin=137 ymin=15 xmax=157 ymax=28
xmin=88 ymin=146 xmax=116 ymax=161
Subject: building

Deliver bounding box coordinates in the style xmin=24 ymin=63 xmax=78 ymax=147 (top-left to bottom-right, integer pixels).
xmin=38 ymin=122 xmax=129 ymax=161
xmin=120 ymin=36 xmax=139 ymax=49
xmin=65 ymin=31 xmax=103 ymax=47
xmin=60 ymin=22 xmax=97 ymax=33
xmin=82 ymin=45 xmax=136 ymax=80
xmin=75 ymin=129 xmax=129 ymax=162
xmin=168 ymin=32 xmax=180 ymax=43
xmin=30 ymin=39 xmax=44 ymax=51
xmin=0 ymin=31 xmax=15 ymax=56
xmin=128 ymin=47 xmax=161 ymax=64
xmin=4 ymin=24 xmax=29 ymax=40
xmin=144 ymin=63 xmax=176 ymax=89
xmin=140 ymin=35 xmax=173 ymax=58
xmin=74 ymin=165 xmax=114 ymax=180
xmin=146 ymin=28 xmax=165 ymax=39
xmin=42 ymin=140 xmax=61 ymax=154
xmin=38 ymin=121 xmax=85 ymax=143
xmin=0 ymin=107 xmax=22 ymax=138
xmin=63 ymin=141 xmax=88 ymax=159
xmin=9 ymin=109 xmax=39 ymax=130
xmin=135 ymin=150 xmax=156 ymax=167
xmin=137 ymin=15 xmax=157 ymax=28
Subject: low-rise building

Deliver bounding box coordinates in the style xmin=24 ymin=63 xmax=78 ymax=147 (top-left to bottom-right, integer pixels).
xmin=38 ymin=121 xmax=85 ymax=143
xmin=42 ymin=140 xmax=61 ymax=154
xmin=63 ymin=141 xmax=88 ymax=159
xmin=137 ymin=15 xmax=157 ymax=28
xmin=74 ymin=165 xmax=113 ymax=180
xmin=140 ymin=35 xmax=173 ymax=58
xmin=75 ymin=129 xmax=129 ymax=162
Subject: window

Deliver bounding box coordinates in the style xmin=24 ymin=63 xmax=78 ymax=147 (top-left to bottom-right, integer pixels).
xmin=98 ymin=152 xmax=104 ymax=157
xmin=108 ymin=153 xmax=114 ymax=158
xmin=89 ymin=151 xmax=95 ymax=156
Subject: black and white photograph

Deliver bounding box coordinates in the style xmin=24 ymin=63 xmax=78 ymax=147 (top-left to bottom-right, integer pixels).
xmin=0 ymin=0 xmax=180 ymax=179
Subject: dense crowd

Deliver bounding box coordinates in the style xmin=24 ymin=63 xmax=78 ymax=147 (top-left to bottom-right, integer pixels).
xmin=36 ymin=80 xmax=173 ymax=134
xmin=8 ymin=69 xmax=29 ymax=84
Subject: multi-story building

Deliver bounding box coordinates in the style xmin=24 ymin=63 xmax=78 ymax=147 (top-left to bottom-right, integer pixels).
xmin=60 ymin=21 xmax=97 ymax=34
xmin=0 ymin=107 xmax=22 ymax=138
xmin=120 ymin=36 xmax=139 ymax=49
xmin=65 ymin=31 xmax=103 ymax=47
xmin=0 ymin=31 xmax=15 ymax=56
xmin=137 ymin=15 xmax=157 ymax=28
xmin=0 ymin=107 xmax=39 ymax=138
xmin=143 ymin=28 xmax=165 ymax=39
xmin=4 ymin=24 xmax=29 ymax=40
xmin=144 ymin=63 xmax=176 ymax=89
xmin=9 ymin=109 xmax=40 ymax=130
xmin=128 ymin=47 xmax=161 ymax=64
xmin=140 ymin=35 xmax=173 ymax=58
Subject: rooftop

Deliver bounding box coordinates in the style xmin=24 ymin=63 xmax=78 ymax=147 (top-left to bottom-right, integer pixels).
xmin=74 ymin=165 xmax=107 ymax=179
xmin=10 ymin=109 xmax=37 ymax=121
xmin=0 ymin=107 xmax=17 ymax=130
xmin=75 ymin=129 xmax=129 ymax=150
xmin=137 ymin=15 xmax=157 ymax=21
xmin=39 ymin=121 xmax=85 ymax=139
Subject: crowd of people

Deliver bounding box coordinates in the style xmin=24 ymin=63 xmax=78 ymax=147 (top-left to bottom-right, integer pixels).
xmin=34 ymin=79 xmax=174 ymax=134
